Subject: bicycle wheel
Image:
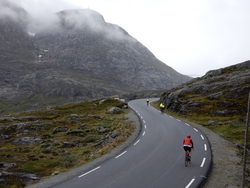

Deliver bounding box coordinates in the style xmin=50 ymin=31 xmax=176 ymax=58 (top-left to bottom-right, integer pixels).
xmin=185 ymin=151 xmax=190 ymax=167
xmin=185 ymin=157 xmax=189 ymax=167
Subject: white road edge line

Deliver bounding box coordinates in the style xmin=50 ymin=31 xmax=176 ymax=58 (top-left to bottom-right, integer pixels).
xmin=177 ymin=119 xmax=181 ymax=122
xmin=204 ymin=144 xmax=207 ymax=151
xmin=169 ymin=116 xmax=173 ymax=118
xmin=200 ymin=135 xmax=204 ymax=140
xmin=78 ymin=166 xmax=101 ymax=178
xmin=145 ymin=125 xmax=147 ymax=129
xmin=185 ymin=123 xmax=190 ymax=126
xmin=194 ymin=128 xmax=198 ymax=132
xmin=200 ymin=158 xmax=206 ymax=167
xmin=185 ymin=178 xmax=195 ymax=188
xmin=115 ymin=151 xmax=127 ymax=159
xmin=143 ymin=120 xmax=145 ymax=123
xmin=134 ymin=140 xmax=140 ymax=145
xmin=142 ymin=131 xmax=146 ymax=136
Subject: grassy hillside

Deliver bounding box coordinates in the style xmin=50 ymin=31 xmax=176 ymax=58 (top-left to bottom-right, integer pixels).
xmin=159 ymin=62 xmax=250 ymax=149
xmin=0 ymin=98 xmax=135 ymax=188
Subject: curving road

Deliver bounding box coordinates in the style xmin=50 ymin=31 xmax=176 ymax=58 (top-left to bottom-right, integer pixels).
xmin=51 ymin=98 xmax=211 ymax=188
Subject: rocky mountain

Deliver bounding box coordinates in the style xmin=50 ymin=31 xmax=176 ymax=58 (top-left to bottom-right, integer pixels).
xmin=0 ymin=2 xmax=191 ymax=116
xmin=160 ymin=60 xmax=250 ymax=122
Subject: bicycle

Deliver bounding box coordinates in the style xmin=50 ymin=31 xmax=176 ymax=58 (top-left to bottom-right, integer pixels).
xmin=185 ymin=150 xmax=191 ymax=167
xmin=160 ymin=107 xmax=164 ymax=113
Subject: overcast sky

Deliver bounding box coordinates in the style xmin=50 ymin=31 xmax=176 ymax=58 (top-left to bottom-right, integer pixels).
xmin=11 ymin=0 xmax=250 ymax=77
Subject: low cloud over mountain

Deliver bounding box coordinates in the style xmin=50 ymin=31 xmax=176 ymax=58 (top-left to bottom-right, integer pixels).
xmin=0 ymin=2 xmax=191 ymax=115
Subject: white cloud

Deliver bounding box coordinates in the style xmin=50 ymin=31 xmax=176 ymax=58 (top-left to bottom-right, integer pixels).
xmin=7 ymin=0 xmax=250 ymax=76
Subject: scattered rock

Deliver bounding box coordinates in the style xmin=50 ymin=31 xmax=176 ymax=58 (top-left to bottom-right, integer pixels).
xmin=106 ymin=107 xmax=124 ymax=114
xmin=208 ymin=120 xmax=216 ymax=125
xmin=66 ymin=129 xmax=84 ymax=135
xmin=79 ymin=123 xmax=87 ymax=128
xmin=59 ymin=150 xmax=70 ymax=156
xmin=59 ymin=142 xmax=76 ymax=148
xmin=52 ymin=126 xmax=69 ymax=134
xmin=53 ymin=142 xmax=60 ymax=146
xmin=13 ymin=137 xmax=41 ymax=145
xmin=96 ymin=127 xmax=109 ymax=133
xmin=0 ymin=135 xmax=11 ymax=139
xmin=0 ymin=162 xmax=16 ymax=169
xmin=110 ymin=131 xmax=121 ymax=138
xmin=52 ymin=171 xmax=59 ymax=176
xmin=40 ymin=144 xmax=51 ymax=148
xmin=42 ymin=147 xmax=53 ymax=154
xmin=99 ymin=99 xmax=106 ymax=105
xmin=70 ymin=114 xmax=78 ymax=120
xmin=88 ymin=114 xmax=101 ymax=119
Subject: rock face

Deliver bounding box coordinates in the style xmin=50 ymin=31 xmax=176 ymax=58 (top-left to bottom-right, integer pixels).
xmin=0 ymin=2 xmax=191 ymax=116
xmin=160 ymin=61 xmax=250 ymax=118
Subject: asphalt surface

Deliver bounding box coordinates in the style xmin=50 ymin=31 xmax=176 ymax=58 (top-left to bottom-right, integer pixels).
xmin=28 ymin=98 xmax=211 ymax=188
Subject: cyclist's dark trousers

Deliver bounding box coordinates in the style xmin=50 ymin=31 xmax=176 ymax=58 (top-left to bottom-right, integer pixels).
xmin=183 ymin=146 xmax=191 ymax=152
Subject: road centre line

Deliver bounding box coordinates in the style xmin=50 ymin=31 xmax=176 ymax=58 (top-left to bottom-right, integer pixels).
xmin=78 ymin=166 xmax=101 ymax=178
xmin=200 ymin=158 xmax=206 ymax=167
xmin=204 ymin=144 xmax=207 ymax=151
xmin=115 ymin=151 xmax=127 ymax=159
xmin=134 ymin=140 xmax=140 ymax=145
xmin=185 ymin=178 xmax=195 ymax=188
xmin=200 ymin=135 xmax=204 ymax=140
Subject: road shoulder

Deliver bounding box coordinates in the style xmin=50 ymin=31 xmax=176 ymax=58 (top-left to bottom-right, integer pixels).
xmin=194 ymin=124 xmax=242 ymax=188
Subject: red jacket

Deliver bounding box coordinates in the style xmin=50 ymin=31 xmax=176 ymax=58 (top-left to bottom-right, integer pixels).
xmin=183 ymin=138 xmax=194 ymax=148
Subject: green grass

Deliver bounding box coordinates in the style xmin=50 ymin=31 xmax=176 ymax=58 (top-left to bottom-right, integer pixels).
xmin=152 ymin=100 xmax=247 ymax=147
xmin=0 ymin=98 xmax=135 ymax=187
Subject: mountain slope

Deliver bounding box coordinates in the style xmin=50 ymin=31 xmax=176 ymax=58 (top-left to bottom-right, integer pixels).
xmin=35 ymin=9 xmax=189 ymax=90
xmin=0 ymin=4 xmax=191 ymax=116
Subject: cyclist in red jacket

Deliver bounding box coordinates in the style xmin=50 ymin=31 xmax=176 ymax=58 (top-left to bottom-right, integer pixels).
xmin=183 ymin=135 xmax=194 ymax=157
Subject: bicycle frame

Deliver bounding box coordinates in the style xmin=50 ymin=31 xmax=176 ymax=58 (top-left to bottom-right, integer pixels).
xmin=185 ymin=150 xmax=191 ymax=167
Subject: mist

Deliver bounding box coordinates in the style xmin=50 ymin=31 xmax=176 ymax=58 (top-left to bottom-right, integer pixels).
xmin=1 ymin=0 xmax=131 ymax=42
xmin=2 ymin=0 xmax=250 ymax=76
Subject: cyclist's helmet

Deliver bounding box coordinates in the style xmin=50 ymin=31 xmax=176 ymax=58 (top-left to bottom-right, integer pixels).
xmin=187 ymin=135 xmax=191 ymax=138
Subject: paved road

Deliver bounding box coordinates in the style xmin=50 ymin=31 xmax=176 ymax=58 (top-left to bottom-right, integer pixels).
xmin=50 ymin=98 xmax=211 ymax=188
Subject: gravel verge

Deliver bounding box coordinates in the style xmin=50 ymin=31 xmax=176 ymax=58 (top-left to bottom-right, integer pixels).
xmin=193 ymin=123 xmax=242 ymax=188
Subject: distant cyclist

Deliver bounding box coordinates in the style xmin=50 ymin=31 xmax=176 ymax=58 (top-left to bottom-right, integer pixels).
xmin=146 ymin=98 xmax=150 ymax=105
xmin=159 ymin=103 xmax=165 ymax=112
xmin=183 ymin=135 xmax=194 ymax=158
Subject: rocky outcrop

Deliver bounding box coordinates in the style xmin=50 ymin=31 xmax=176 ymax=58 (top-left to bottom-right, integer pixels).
xmin=160 ymin=60 xmax=250 ymax=118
